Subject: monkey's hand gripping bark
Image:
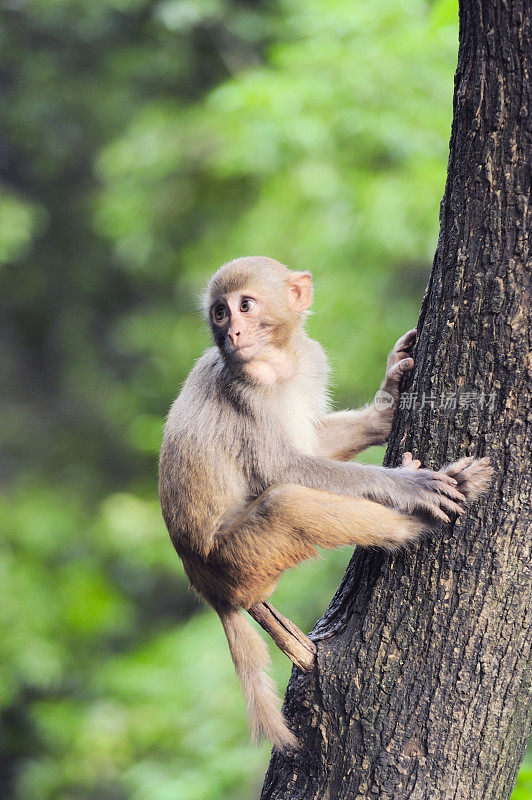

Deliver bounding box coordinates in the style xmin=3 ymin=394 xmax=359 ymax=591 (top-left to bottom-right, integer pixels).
xmin=376 ymin=327 xmax=417 ymax=432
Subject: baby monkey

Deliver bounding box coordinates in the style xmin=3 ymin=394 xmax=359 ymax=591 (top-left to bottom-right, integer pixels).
xmin=159 ymin=256 xmax=491 ymax=752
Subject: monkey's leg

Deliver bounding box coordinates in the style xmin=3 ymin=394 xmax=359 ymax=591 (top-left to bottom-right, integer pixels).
xmin=283 ymin=454 xmax=469 ymax=522
xmin=264 ymin=484 xmax=423 ymax=551
xmin=210 ymin=485 xmax=423 ymax=609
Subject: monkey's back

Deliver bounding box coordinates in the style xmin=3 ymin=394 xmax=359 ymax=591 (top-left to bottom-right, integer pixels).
xmin=159 ymin=349 xmax=251 ymax=558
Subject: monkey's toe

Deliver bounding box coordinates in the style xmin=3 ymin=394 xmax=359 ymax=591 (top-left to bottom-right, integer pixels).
xmin=456 ymin=458 xmax=493 ymax=500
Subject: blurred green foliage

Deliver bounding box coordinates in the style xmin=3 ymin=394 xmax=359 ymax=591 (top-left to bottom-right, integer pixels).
xmin=1 ymin=0 xmax=529 ymax=797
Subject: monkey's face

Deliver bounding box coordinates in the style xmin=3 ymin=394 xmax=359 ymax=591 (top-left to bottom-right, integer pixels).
xmin=209 ymin=289 xmax=279 ymax=364
xmin=204 ymin=257 xmax=313 ymax=377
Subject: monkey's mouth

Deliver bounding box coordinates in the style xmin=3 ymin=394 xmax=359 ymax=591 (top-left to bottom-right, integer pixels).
xmin=224 ymin=342 xmax=256 ymax=362
xmin=234 ymin=345 xmax=257 ymax=361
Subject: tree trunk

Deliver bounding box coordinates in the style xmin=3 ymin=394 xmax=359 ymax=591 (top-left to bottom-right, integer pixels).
xmin=261 ymin=0 xmax=531 ymax=797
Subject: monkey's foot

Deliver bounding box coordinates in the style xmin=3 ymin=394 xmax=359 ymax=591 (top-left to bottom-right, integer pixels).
xmin=441 ymin=456 xmax=493 ymax=501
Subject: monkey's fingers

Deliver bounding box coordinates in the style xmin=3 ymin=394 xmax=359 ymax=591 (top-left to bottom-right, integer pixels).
xmin=418 ymin=492 xmax=464 ymax=522
xmin=412 ymin=457 xmax=491 ymax=522
xmin=422 ymin=503 xmax=451 ymax=523
xmin=415 ymin=473 xmax=467 ymax=517
xmin=402 ymin=452 xmax=421 ymax=470
xmin=387 ymin=329 xmax=417 ymax=372
xmin=432 ymin=480 xmax=467 ymax=503
xmin=442 ymin=456 xmax=492 ymax=500
xmin=432 ymin=472 xmax=458 ymax=487
xmin=403 ymin=467 xmax=460 ymax=492
xmin=434 ymin=493 xmax=467 ymax=517
xmin=441 ymin=456 xmax=476 ymax=479
xmin=386 ymin=358 xmax=414 ymax=385
xmin=454 ymin=458 xmax=493 ymax=500
xmin=394 ymin=328 xmax=417 ymax=354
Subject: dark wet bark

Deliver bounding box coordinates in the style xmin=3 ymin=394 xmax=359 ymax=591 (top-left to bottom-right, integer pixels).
xmin=261 ymin=0 xmax=531 ymax=797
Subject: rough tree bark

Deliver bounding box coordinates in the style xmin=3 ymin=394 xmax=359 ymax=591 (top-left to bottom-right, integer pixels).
xmin=261 ymin=0 xmax=531 ymax=798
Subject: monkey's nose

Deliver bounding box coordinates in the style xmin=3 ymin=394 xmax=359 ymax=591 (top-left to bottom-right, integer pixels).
xmin=229 ymin=329 xmax=241 ymax=346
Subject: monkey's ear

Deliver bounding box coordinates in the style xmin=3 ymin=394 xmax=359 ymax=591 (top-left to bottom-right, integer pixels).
xmin=287 ymin=271 xmax=312 ymax=312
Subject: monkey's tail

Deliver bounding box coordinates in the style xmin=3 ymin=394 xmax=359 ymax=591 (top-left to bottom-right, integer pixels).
xmin=217 ymin=605 xmax=299 ymax=753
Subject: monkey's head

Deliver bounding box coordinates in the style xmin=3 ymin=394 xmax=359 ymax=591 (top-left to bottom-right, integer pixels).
xmin=203 ymin=256 xmax=312 ymax=379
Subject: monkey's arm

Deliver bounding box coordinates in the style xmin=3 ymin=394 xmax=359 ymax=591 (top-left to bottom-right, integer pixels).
xmin=316 ymin=407 xmax=389 ymax=460
xmin=317 ymin=328 xmax=417 ymax=460
xmin=277 ymin=454 xmax=471 ymax=523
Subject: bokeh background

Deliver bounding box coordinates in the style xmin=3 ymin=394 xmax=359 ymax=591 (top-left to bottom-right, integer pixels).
xmin=0 ymin=0 xmax=530 ymax=798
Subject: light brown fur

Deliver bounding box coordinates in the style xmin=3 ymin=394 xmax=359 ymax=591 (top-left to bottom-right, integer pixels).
xmin=159 ymin=256 xmax=492 ymax=752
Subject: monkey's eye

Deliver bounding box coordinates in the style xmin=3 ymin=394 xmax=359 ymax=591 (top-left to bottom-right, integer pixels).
xmin=240 ymin=297 xmax=256 ymax=313
xmin=212 ymin=304 xmax=228 ymax=323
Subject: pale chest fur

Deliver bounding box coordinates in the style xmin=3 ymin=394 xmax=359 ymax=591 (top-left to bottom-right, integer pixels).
xmin=268 ymin=364 xmax=330 ymax=456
